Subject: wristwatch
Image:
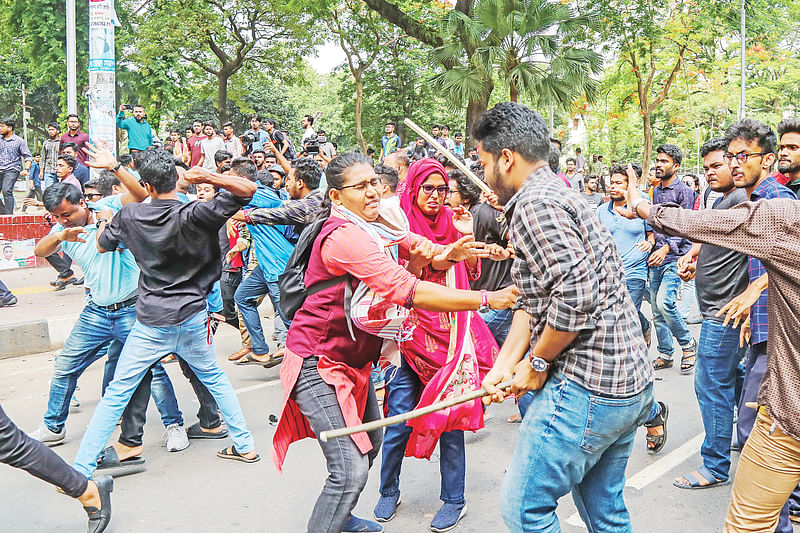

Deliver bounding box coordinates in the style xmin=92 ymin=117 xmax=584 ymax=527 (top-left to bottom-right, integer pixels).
xmin=478 ymin=289 xmax=490 ymax=312
xmin=96 ymin=218 xmax=108 ymax=229
xmin=112 ymin=162 xmax=122 ymax=172
xmin=529 ymin=354 xmax=551 ymax=373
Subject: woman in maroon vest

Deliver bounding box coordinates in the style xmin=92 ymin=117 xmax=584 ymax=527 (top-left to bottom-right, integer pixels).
xmin=272 ymin=152 xmax=517 ymax=533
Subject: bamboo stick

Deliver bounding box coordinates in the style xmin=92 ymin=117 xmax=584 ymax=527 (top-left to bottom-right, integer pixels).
xmin=319 ymin=379 xmax=514 ymax=442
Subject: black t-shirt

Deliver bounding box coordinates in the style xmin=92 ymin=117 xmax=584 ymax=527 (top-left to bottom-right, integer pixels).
xmin=98 ymin=190 xmax=251 ymax=326
xmin=270 ymin=130 xmax=296 ymax=159
xmin=695 ymin=189 xmax=749 ymax=321
xmin=469 ymin=202 xmax=514 ymax=291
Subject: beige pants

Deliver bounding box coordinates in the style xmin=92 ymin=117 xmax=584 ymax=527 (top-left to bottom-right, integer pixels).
xmin=724 ymin=409 xmax=800 ymax=532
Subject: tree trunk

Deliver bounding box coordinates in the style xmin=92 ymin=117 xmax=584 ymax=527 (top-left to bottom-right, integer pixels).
xmin=465 ymin=78 xmax=493 ymax=150
xmin=509 ymin=80 xmax=519 ymax=103
xmin=217 ymin=72 xmax=229 ymax=125
xmin=355 ymin=74 xmax=367 ymax=153
xmin=641 ymin=111 xmax=653 ymax=188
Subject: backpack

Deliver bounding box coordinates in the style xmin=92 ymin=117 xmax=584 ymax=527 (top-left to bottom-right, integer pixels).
xmin=278 ymin=217 xmax=350 ymax=323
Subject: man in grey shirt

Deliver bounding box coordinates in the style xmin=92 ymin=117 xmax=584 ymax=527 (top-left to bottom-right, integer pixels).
xmin=581 ymin=176 xmax=604 ymax=209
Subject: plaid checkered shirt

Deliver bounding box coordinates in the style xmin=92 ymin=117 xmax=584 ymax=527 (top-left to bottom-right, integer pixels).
xmin=505 ymin=166 xmax=654 ymax=397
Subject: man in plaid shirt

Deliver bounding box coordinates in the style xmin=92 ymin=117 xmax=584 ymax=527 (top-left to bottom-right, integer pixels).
xmin=476 ymin=103 xmax=654 ymax=532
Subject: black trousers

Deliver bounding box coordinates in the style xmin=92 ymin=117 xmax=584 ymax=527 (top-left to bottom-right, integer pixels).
xmin=46 ymin=251 xmax=74 ymax=279
xmin=220 ymin=270 xmax=243 ymax=327
xmin=0 ymin=402 xmax=87 ymax=498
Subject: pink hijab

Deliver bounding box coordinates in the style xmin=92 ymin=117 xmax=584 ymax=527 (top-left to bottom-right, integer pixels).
xmin=400 ymin=158 xmax=461 ymax=245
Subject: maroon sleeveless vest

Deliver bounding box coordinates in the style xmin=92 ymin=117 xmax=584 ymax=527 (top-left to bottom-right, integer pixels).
xmin=285 ymin=217 xmax=383 ymax=369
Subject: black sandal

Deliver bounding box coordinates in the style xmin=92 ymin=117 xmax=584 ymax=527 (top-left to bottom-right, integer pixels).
xmin=644 ymin=401 xmax=669 ymax=454
xmin=652 ymin=357 xmax=673 ymax=370
xmin=680 ymin=339 xmax=698 ymax=374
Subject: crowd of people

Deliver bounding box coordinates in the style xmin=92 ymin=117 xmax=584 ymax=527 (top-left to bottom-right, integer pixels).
xmin=0 ymin=101 xmax=799 ymax=533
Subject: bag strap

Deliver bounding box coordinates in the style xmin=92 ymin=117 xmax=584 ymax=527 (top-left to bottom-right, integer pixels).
xmin=305 ymin=274 xmax=348 ymax=298
xmin=305 ymin=274 xmax=357 ymax=342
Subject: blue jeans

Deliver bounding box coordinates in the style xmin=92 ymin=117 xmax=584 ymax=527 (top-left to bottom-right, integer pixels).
xmin=42 ymin=172 xmax=57 ymax=190
xmin=678 ymin=279 xmax=699 ymax=319
xmin=478 ymin=307 xmax=513 ymax=346
xmin=694 ymin=320 xmax=745 ymax=481
xmin=234 ymin=265 xmax=290 ymax=354
xmin=649 ymin=262 xmax=693 ymax=360
xmin=379 ymin=359 xmax=465 ymax=504
xmin=501 ymin=372 xmax=653 ymax=532
xmin=73 ymin=311 xmax=255 ymax=477
xmin=44 ymin=301 xmax=137 ymax=432
xmin=625 ymin=277 xmax=650 ymax=337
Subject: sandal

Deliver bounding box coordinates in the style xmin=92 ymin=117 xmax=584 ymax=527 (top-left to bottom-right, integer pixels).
xmin=673 ymin=465 xmax=730 ymax=490
xmin=235 ymin=353 xmax=271 ymax=366
xmin=95 ymin=446 xmax=146 ymax=476
xmin=262 ymin=348 xmax=284 ymax=369
xmin=680 ymin=339 xmax=698 ymax=374
xmin=228 ymin=347 xmax=251 ymax=362
xmin=652 ymin=357 xmax=673 ymax=370
xmin=217 ymin=446 xmax=260 ymax=464
xmin=644 ymin=401 xmax=669 ymax=454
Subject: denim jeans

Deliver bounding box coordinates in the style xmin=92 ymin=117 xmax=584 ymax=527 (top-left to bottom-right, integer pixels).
xmin=292 ymin=357 xmax=382 ymax=533
xmin=234 ymin=265 xmax=291 ymax=354
xmin=625 ymin=277 xmax=650 ymax=337
xmin=649 ymin=262 xmax=693 ymax=360
xmin=380 ymin=358 xmax=466 ymax=505
xmin=0 ymin=278 xmax=11 ymax=301
xmin=220 ymin=270 xmax=242 ymax=326
xmin=42 ymin=172 xmax=57 ymax=190
xmin=478 ymin=307 xmax=513 ymax=346
xmin=0 ymin=169 xmax=19 ymax=214
xmin=695 ymin=320 xmax=745 ymax=481
xmin=73 ymin=310 xmax=255 ymax=477
xmin=678 ymin=279 xmax=699 ymax=319
xmin=43 ymin=301 xmax=137 ymax=432
xmin=501 ymin=372 xmax=653 ymax=532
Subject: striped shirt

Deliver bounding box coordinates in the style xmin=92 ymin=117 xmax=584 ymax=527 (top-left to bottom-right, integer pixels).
xmin=505 ymin=166 xmax=653 ymax=397
xmin=41 ymin=138 xmax=60 ymax=174
xmin=0 ymin=134 xmax=32 ymax=173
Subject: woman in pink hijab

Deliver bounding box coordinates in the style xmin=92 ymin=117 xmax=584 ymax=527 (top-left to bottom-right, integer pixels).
xmin=375 ymin=158 xmax=500 ymax=531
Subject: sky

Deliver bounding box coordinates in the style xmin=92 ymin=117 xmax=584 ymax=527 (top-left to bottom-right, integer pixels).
xmin=306 ymin=42 xmax=347 ymax=74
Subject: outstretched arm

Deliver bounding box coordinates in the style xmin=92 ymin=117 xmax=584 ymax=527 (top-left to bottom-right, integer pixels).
xmin=183 ymin=166 xmax=257 ymax=198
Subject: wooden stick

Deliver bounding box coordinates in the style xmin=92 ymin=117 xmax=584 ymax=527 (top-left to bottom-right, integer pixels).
xmin=319 ymin=379 xmax=514 ymax=442
xmin=403 ymin=118 xmax=494 ymax=195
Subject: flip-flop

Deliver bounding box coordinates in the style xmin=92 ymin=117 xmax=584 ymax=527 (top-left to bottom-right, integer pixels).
xmin=187 ymin=422 xmax=229 ymax=440
xmin=262 ymin=352 xmax=284 ymax=369
xmin=235 ymin=353 xmax=272 ymax=366
xmin=95 ymin=446 xmax=146 ymax=477
xmin=673 ymin=465 xmax=730 ymax=490
xmin=217 ymin=446 xmax=260 ymax=464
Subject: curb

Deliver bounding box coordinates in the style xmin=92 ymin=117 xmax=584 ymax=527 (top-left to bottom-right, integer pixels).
xmin=0 ymin=316 xmax=77 ymax=359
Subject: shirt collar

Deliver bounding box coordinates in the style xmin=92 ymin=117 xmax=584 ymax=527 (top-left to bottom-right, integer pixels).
xmin=750 ymin=176 xmax=777 ymax=200
xmin=504 ymin=166 xmax=551 ymax=218
xmin=657 ymin=178 xmax=678 ymax=190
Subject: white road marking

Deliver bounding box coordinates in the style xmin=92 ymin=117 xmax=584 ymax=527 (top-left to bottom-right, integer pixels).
xmin=234 ymin=380 xmax=281 ymax=394
xmin=566 ymin=433 xmax=705 ymax=529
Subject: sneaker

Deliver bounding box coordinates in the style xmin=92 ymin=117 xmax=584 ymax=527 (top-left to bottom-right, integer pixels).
xmin=29 ymin=423 xmax=65 ymax=447
xmin=342 ymin=515 xmax=383 ymax=532
xmin=70 ymin=395 xmax=80 ymax=408
xmin=0 ymin=295 xmax=18 ymax=307
xmin=374 ymin=493 xmax=402 ymax=522
xmin=430 ymin=502 xmax=467 ymax=533
xmin=165 ymin=423 xmax=189 ymax=452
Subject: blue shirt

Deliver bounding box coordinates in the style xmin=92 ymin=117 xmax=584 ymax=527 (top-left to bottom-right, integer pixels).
xmin=51 ymin=194 xmax=139 ymax=306
xmin=381 ymin=134 xmax=401 ymax=158
xmin=596 ymin=201 xmax=650 ymax=281
xmin=30 ymin=161 xmax=41 ymax=187
xmin=73 ymin=162 xmax=89 ymax=188
xmin=652 ymin=178 xmax=695 ymax=262
xmin=747 ymin=177 xmax=796 ymax=345
xmin=245 ymin=184 xmax=295 ymax=281
xmin=247 ymin=129 xmax=271 ymax=152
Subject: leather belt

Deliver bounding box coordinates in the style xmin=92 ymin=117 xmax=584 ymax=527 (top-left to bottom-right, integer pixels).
xmin=98 ymin=295 xmax=138 ymax=311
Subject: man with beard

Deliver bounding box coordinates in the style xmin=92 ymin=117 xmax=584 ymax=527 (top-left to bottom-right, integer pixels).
xmin=778 ymin=118 xmax=800 ymax=195
xmin=649 ymin=144 xmax=697 ymax=374
xmin=41 ymin=122 xmax=61 ymax=189
xmin=186 ymin=120 xmax=205 ymax=167
xmin=581 ymin=176 xmax=604 ymax=209
xmin=477 ymin=102 xmax=654 ymax=532
xmin=60 ymin=114 xmax=90 ymax=166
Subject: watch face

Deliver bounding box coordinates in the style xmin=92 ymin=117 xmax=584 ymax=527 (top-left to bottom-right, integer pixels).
xmin=531 ymin=357 xmax=549 ymax=372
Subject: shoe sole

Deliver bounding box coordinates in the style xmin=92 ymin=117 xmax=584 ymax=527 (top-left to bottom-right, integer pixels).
xmin=167 ymin=441 xmax=190 ymax=452
xmin=41 ymin=438 xmax=66 ymax=447
xmin=375 ymin=495 xmax=401 ymax=522
xmin=430 ymin=505 xmax=467 ymax=532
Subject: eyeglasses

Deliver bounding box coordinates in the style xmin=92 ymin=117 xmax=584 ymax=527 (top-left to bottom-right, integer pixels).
xmin=85 ymin=193 xmax=103 ymax=199
xmin=421 ymin=184 xmax=451 ymax=197
xmin=723 ymin=151 xmax=768 ymax=164
xmin=338 ymin=177 xmax=382 ymax=192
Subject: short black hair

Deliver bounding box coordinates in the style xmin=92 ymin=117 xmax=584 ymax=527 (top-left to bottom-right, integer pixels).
xmin=57 ymin=154 xmax=77 ymax=170
xmin=66 ymin=113 xmax=80 ymax=122
xmin=656 ymin=144 xmax=683 ymax=165
xmin=250 ymin=115 xmax=262 ymax=122
xmin=374 ymin=164 xmax=399 ymax=192
xmin=33 ymin=152 xmax=41 ymax=157
xmin=193 ymin=119 xmax=203 ymax=125
xmin=222 ymin=121 xmax=234 ymax=129
xmin=214 ymin=150 xmax=233 ymax=164
xmin=138 ymin=149 xmax=177 ymax=194
xmin=576 ymin=147 xmax=582 ymax=154
xmin=566 ymin=157 xmax=576 ymax=164
xmin=119 ymin=154 xmax=133 ymax=167
xmin=97 ymin=170 xmax=120 ymax=196
xmin=60 ymin=142 xmax=78 ymax=153
xmin=303 ymin=114 xmax=314 ymax=126
xmin=230 ymin=157 xmax=257 ymax=182
xmin=777 ymin=118 xmax=800 ymax=139
xmin=367 ymin=147 xmax=376 ymax=156
xmin=203 ymin=122 xmax=216 ymax=130
xmin=548 ymin=144 xmax=561 ymax=173
xmin=265 ymin=118 xmax=277 ymax=127
xmin=386 ymin=121 xmax=395 ymax=127
xmin=43 ymin=181 xmax=84 ymax=212
xmin=550 ymin=137 xmax=562 ymax=150
xmin=454 ymin=132 xmax=463 ymax=138
xmin=133 ymin=104 xmax=145 ymax=110
xmin=170 ymin=128 xmax=180 ymax=134
xmin=251 ymin=149 xmax=266 ymax=157
xmin=724 ymin=119 xmax=777 ymax=155
xmin=471 ymin=102 xmax=549 ymax=164
xmin=700 ymin=137 xmax=728 ymax=158
xmin=449 ymin=169 xmax=481 ymax=207
xmin=47 ymin=122 xmax=59 ymax=130
xmin=83 ymin=179 xmax=100 ymax=192
xmin=317 ymin=129 xmax=326 ymax=136
xmin=291 ymin=158 xmax=322 ymax=189
xmin=609 ymin=163 xmax=642 ymax=181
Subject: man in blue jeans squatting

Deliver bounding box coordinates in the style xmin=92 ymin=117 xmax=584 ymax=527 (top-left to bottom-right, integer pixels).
xmin=476 ymin=102 xmax=654 ymax=532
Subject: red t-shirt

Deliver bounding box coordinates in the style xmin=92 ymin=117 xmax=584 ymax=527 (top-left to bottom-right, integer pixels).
xmin=60 ymin=131 xmax=91 ymax=165
xmin=187 ymin=135 xmax=205 ymax=167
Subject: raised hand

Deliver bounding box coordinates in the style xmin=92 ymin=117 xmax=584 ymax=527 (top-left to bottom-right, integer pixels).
xmin=83 ymin=142 xmax=117 ymax=170
xmin=451 ymin=205 xmax=474 ymax=235
xmin=59 ymin=227 xmax=87 ymax=243
xmin=488 ymin=284 xmax=519 ymax=310
xmin=183 ymin=166 xmax=214 ymax=184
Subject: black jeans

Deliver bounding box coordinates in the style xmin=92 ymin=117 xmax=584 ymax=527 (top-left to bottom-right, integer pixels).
xmin=0 ymin=401 xmax=87 ymax=498
xmin=46 ymin=251 xmax=74 ymax=279
xmin=0 ymin=170 xmax=18 ymax=214
xmin=220 ymin=270 xmax=243 ymax=327
xmin=178 ymin=357 xmax=221 ymax=430
xmin=26 ymin=185 xmax=43 ymax=202
xmin=292 ymin=357 xmax=382 ymax=533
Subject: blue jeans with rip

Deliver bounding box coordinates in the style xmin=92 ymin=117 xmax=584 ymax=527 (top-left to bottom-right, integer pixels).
xmin=649 ymin=262 xmax=693 ymax=361
xmin=73 ymin=310 xmax=255 ymax=478
xmin=43 ymin=301 xmax=137 ymax=432
xmin=695 ymin=319 xmax=745 ymax=481
xmin=234 ymin=265 xmax=290 ymax=354
xmin=379 ymin=358 xmax=465 ymax=505
xmin=501 ymin=372 xmax=653 ymax=532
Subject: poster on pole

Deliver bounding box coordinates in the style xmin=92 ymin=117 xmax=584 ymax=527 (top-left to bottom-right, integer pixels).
xmin=88 ymin=0 xmax=117 ymax=155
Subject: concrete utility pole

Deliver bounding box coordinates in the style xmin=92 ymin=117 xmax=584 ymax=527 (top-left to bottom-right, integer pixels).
xmin=738 ymin=0 xmax=746 ymax=120
xmin=66 ymin=0 xmax=78 ymax=115
xmin=20 ymin=85 xmax=29 ymax=142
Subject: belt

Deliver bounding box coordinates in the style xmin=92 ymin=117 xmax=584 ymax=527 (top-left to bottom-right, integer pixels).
xmin=98 ymin=295 xmax=138 ymax=311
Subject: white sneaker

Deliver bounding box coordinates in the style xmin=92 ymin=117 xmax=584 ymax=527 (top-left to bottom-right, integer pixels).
xmin=165 ymin=423 xmax=189 ymax=452
xmin=29 ymin=423 xmax=66 ymax=447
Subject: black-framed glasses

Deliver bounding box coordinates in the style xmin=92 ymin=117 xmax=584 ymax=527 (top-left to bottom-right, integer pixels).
xmin=421 ymin=184 xmax=451 ymax=197
xmin=723 ymin=151 xmax=768 ymax=164
xmin=338 ymin=176 xmax=382 ymax=192
xmin=85 ymin=193 xmax=103 ymax=200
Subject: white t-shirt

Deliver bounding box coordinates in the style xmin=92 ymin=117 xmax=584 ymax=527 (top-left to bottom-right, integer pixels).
xmin=200 ymin=136 xmax=226 ymax=171
xmin=301 ymin=126 xmax=316 ymax=145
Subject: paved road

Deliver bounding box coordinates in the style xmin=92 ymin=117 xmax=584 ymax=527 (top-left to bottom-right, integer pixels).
xmin=1 ymin=318 xmax=797 ymax=532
